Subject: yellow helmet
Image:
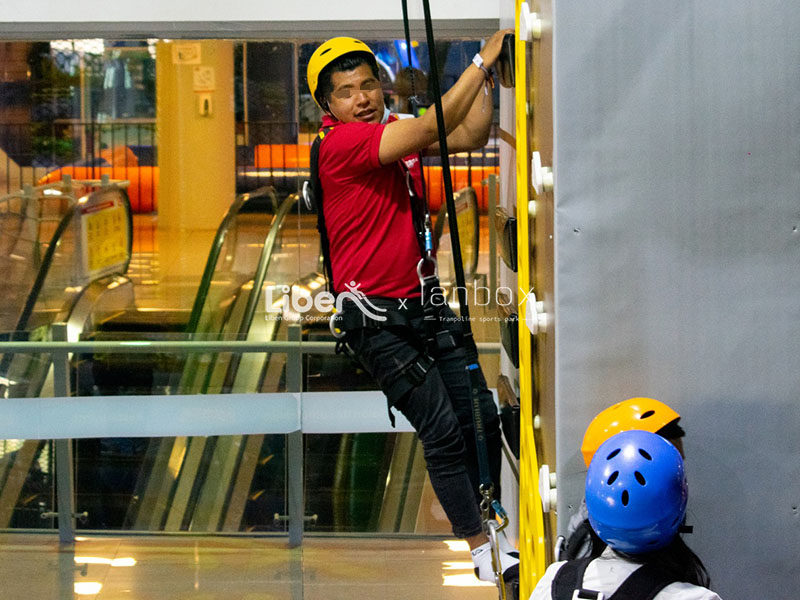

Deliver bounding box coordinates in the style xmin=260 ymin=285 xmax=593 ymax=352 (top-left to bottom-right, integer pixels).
xmin=580 ymin=397 xmax=681 ymax=467
xmin=307 ymin=37 xmax=375 ymax=108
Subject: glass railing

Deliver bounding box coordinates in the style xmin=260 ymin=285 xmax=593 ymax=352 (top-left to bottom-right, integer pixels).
xmin=122 ymin=188 xmax=301 ymax=535
xmin=0 ymin=176 xmax=508 ymax=543
xmin=0 ymin=337 xmax=502 ymax=542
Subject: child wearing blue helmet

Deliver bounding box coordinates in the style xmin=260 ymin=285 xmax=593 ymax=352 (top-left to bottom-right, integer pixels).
xmin=530 ymin=430 xmax=722 ymax=600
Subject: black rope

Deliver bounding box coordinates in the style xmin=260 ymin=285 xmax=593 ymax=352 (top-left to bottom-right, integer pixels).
xmin=418 ymin=0 xmax=492 ymax=491
xmin=401 ymin=0 xmax=430 ymax=247
xmin=420 ymin=0 xmax=473 ymax=339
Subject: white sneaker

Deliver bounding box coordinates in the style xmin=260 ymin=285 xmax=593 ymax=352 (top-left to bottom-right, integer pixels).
xmin=471 ymin=542 xmax=520 ymax=583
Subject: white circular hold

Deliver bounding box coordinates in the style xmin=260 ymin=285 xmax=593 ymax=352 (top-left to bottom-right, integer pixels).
xmin=539 ymin=464 xmax=556 ymax=512
xmin=519 ymin=2 xmax=543 ymax=42
xmin=526 ymin=292 xmax=548 ymax=334
xmin=542 ymin=166 xmax=554 ymax=192
xmin=531 ymin=151 xmax=543 ymax=196
xmin=525 ymin=291 xmax=539 ymax=334
xmin=537 ymin=311 xmax=548 ymax=333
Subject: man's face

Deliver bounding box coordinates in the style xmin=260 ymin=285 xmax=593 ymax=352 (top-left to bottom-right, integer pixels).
xmin=326 ymin=63 xmax=384 ymax=124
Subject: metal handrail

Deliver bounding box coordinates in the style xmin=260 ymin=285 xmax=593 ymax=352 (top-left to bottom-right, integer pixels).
xmin=0 ymin=339 xmax=501 ymax=355
xmin=236 ymin=192 xmax=298 ymax=340
xmin=185 ymin=185 xmax=278 ymax=334
xmin=216 ymin=192 xmax=300 ymax=392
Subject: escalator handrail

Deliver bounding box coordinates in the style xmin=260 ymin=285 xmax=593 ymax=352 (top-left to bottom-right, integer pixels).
xmin=236 ymin=192 xmax=299 ymax=339
xmin=185 ymin=186 xmax=278 ymax=335
xmin=218 ymin=192 xmax=300 ymax=392
xmin=9 ymin=211 xmax=75 ymax=340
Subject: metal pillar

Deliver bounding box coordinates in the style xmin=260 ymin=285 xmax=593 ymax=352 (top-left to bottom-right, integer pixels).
xmin=285 ymin=324 xmax=304 ymax=548
xmin=51 ymin=323 xmax=75 ymax=544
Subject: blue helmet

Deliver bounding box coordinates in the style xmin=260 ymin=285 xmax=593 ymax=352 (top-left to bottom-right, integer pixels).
xmin=586 ymin=429 xmax=688 ymax=554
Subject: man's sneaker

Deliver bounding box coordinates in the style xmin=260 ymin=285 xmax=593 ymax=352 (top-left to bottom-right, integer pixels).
xmin=471 ymin=541 xmax=520 ymax=583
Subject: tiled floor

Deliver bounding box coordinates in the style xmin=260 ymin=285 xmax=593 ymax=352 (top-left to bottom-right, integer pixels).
xmin=0 ymin=533 xmax=499 ymax=599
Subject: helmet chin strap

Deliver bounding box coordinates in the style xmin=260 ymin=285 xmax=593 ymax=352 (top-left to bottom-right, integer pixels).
xmin=322 ymin=99 xmax=339 ymax=122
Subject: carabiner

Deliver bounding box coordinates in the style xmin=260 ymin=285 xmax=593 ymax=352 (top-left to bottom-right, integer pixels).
xmin=329 ymin=311 xmax=346 ymax=340
xmin=301 ymin=180 xmax=314 ymax=211
xmin=487 ymin=518 xmax=508 ymax=600
xmin=416 ymin=256 xmax=438 ymax=283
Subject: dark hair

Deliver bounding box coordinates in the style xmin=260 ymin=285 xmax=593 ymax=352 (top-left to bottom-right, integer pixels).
xmin=656 ymin=420 xmax=685 ymax=440
xmin=316 ymin=52 xmax=380 ymax=108
xmin=614 ymin=535 xmax=712 ymax=589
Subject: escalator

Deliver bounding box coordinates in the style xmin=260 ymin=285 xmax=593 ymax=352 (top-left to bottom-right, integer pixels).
xmin=0 ymin=180 xmax=136 ymax=527
xmin=122 ymin=187 xmax=308 ymax=532
xmin=0 ymin=182 xmax=498 ymax=536
xmin=111 ymin=186 xmax=491 ymax=535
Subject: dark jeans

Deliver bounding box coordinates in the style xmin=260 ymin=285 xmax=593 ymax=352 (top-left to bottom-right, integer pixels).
xmin=345 ymin=302 xmax=502 ymax=538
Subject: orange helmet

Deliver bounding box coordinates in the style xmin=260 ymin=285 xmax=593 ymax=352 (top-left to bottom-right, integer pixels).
xmin=580 ymin=397 xmax=681 ymax=467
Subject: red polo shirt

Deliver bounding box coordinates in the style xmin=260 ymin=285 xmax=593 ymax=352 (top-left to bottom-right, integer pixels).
xmin=318 ymin=114 xmax=425 ymax=298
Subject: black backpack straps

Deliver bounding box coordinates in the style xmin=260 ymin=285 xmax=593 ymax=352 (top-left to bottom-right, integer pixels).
xmin=551 ymin=554 xmax=678 ymax=600
xmin=551 ymin=557 xmax=599 ymax=600
xmin=606 ymin=564 xmax=677 ymax=600
xmin=310 ymin=126 xmax=335 ymax=291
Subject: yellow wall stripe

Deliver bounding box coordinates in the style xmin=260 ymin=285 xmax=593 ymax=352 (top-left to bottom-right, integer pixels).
xmin=515 ymin=1 xmax=547 ymax=596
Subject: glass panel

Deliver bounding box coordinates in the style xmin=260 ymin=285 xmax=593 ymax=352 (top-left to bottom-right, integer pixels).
xmin=73 ymin=433 xmax=289 ymax=533
xmin=0 ymin=438 xmax=56 ymax=529
xmin=0 ymin=35 xmax=502 ymax=539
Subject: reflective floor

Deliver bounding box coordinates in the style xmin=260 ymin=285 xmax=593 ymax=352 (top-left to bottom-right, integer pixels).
xmin=0 ymin=533 xmax=498 ymax=599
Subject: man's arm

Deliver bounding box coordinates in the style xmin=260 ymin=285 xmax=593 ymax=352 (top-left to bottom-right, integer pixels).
xmin=378 ymin=29 xmax=511 ymax=165
xmin=425 ymin=78 xmax=493 ymax=155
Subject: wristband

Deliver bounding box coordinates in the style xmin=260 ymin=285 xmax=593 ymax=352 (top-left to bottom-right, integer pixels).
xmin=472 ymin=53 xmax=495 ymax=95
xmin=472 ymin=53 xmax=492 ymax=80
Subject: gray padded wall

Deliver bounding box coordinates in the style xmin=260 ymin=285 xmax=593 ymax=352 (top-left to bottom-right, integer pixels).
xmin=553 ymin=2 xmax=799 ymax=598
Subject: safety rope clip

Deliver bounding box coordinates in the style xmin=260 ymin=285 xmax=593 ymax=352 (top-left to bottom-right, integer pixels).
xmin=329 ymin=311 xmax=346 ymax=339
xmin=301 ymin=180 xmax=314 ymax=211
xmin=416 ymin=256 xmax=438 ymax=284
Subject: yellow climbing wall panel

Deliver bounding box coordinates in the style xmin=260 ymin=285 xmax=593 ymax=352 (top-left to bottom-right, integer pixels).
xmin=515 ymin=0 xmax=556 ymax=597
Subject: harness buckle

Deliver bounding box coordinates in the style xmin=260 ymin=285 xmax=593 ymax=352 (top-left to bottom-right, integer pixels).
xmin=402 ymin=354 xmax=434 ymax=386
xmin=572 ymin=591 xmax=604 ymax=600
